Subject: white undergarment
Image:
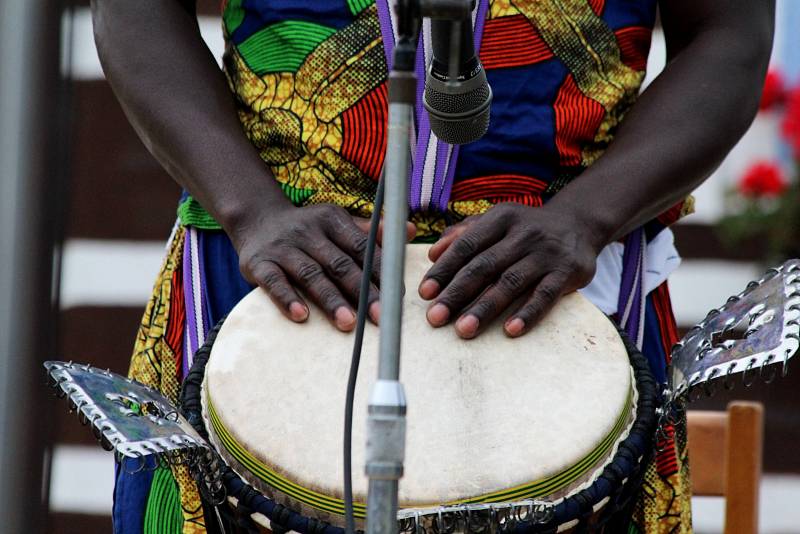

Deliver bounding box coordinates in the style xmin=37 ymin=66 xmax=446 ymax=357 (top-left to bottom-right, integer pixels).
xmin=579 ymin=228 xmax=681 ymax=315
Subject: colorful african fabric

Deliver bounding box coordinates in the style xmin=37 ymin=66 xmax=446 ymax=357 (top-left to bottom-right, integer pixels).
xmin=178 ymin=0 xmax=690 ymax=239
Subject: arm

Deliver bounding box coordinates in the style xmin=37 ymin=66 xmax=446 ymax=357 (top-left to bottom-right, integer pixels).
xmin=420 ymin=0 xmax=774 ymax=338
xmin=92 ymin=0 xmax=284 ymax=234
xmin=549 ymin=0 xmax=775 ymax=242
xmin=92 ymin=0 xmax=402 ymax=330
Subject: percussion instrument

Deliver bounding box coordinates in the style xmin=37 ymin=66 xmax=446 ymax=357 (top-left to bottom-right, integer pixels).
xmin=187 ymin=245 xmax=658 ymax=533
xmin=45 ymin=249 xmax=800 ymax=532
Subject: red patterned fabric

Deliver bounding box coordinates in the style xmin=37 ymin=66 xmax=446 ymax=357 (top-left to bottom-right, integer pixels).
xmin=651 ymin=282 xmax=679 ymax=366
xmin=167 ymin=264 xmax=185 ymax=380
xmin=342 ymin=83 xmax=388 ymax=182
xmin=553 ymin=74 xmax=606 ymax=167
xmin=452 ymin=174 xmax=548 ymax=206
xmin=656 ymin=201 xmax=687 ymax=228
xmin=480 ymin=15 xmax=553 ymax=70
xmin=615 ymin=26 xmax=652 ymax=71
xmin=589 ymin=0 xmax=605 ymax=16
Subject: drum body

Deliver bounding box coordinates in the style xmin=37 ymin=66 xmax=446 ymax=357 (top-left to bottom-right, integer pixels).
xmin=184 ymin=245 xmax=657 ymax=533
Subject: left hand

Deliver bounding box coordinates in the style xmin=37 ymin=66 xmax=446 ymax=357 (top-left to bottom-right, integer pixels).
xmin=418 ymin=203 xmax=604 ymax=339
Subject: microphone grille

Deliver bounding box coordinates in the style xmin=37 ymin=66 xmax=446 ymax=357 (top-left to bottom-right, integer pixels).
xmin=424 ymin=82 xmax=491 ymax=145
xmin=424 ymin=83 xmax=492 ymax=115
xmin=427 ymin=107 xmax=490 ymax=146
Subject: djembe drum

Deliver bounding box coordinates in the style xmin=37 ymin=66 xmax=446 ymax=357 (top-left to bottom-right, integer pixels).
xmin=181 ymin=245 xmax=658 ymax=534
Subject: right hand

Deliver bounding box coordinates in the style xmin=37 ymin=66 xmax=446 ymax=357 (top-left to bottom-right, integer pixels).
xmin=230 ymin=203 xmax=415 ymax=332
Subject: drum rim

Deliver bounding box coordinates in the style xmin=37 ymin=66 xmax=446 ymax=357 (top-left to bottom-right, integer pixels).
xmin=180 ymin=315 xmax=659 ymax=534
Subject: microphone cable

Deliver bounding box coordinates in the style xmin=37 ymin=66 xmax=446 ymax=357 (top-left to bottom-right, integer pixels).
xmin=344 ymin=171 xmax=386 ymax=534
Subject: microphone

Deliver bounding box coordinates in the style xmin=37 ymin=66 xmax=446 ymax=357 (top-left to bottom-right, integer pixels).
xmin=423 ymin=14 xmax=492 ymax=145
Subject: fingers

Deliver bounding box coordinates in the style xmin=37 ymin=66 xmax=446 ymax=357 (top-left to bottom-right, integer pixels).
xmin=450 ymin=258 xmax=540 ymax=339
xmin=280 ymin=249 xmax=358 ymax=332
xmin=249 ymin=260 xmax=309 ymax=323
xmin=504 ymin=272 xmax=569 ymax=338
xmin=406 ymin=221 xmax=418 ymax=242
xmin=329 ymin=214 xmax=382 ymax=286
xmin=425 ymin=244 xmax=522 ymax=330
xmin=419 ymin=219 xmax=504 ymax=302
xmin=351 ymin=218 xmax=417 ymax=245
xmin=427 ymin=217 xmax=478 ymax=262
xmin=306 ymin=240 xmax=381 ymax=323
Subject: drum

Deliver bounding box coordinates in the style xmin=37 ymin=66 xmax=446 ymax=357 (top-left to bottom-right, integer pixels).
xmin=181 ymin=245 xmax=658 ymax=534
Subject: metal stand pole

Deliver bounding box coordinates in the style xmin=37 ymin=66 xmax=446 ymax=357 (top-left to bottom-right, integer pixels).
xmin=0 ymin=0 xmax=63 ymax=531
xmin=364 ymin=23 xmax=419 ymax=534
xmin=364 ymin=3 xmax=471 ymax=533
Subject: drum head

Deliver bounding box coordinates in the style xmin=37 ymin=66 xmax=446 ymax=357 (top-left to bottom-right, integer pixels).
xmin=202 ymin=245 xmax=634 ymax=525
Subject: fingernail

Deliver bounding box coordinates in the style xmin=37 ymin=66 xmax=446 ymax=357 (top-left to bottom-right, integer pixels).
xmin=455 ymin=314 xmax=479 ymax=338
xmin=426 ymin=303 xmax=450 ymax=326
xmin=419 ymin=279 xmax=439 ymax=299
xmin=505 ymin=318 xmax=525 ymax=337
xmin=369 ymin=301 xmax=381 ymax=323
xmin=289 ymin=302 xmax=309 ymax=322
xmin=335 ymin=307 xmax=356 ymax=331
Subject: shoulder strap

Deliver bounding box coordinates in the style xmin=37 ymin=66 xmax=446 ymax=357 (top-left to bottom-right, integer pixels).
xmin=617 ymin=227 xmax=647 ymax=349
xmin=376 ymin=0 xmax=490 ymax=212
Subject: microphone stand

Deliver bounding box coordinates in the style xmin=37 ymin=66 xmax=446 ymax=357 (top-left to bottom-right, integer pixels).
xmin=364 ymin=2 xmax=470 ymax=534
xmin=363 ymin=2 xmax=417 ymax=533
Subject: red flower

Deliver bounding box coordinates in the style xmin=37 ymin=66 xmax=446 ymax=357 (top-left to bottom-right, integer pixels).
xmin=782 ymin=85 xmax=800 ymax=158
xmin=738 ymin=161 xmax=788 ymax=198
xmin=760 ymin=70 xmax=786 ymax=110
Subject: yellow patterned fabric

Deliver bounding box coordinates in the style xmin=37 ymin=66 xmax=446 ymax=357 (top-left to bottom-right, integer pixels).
xmin=633 ymin=420 xmax=693 ymax=533
xmin=128 ymin=227 xmax=206 ymax=533
xmin=129 ymin=226 xmax=185 ymax=404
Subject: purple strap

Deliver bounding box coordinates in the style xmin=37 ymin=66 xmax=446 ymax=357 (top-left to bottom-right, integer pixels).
xmin=182 ymin=227 xmax=210 ymax=379
xmin=617 ymin=227 xmax=647 ymax=349
xmin=376 ymin=0 xmax=489 ymax=213
xmin=434 ymin=0 xmax=489 ymax=212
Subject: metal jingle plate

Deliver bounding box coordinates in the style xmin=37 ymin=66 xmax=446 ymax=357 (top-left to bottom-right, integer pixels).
xmin=396 ymin=500 xmax=553 ymax=534
xmin=44 ymin=361 xmax=209 ymax=464
xmin=668 ymin=259 xmax=800 ymax=402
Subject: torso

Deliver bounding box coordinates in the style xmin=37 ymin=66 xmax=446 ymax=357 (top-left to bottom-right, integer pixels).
xmin=203 ymin=0 xmax=660 ymax=238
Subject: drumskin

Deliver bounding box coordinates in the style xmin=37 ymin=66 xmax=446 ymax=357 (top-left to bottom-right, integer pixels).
xmin=199 ymin=247 xmax=639 ymax=524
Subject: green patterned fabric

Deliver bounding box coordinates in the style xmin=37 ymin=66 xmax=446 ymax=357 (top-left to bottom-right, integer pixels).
xmin=177 ymin=197 xmax=223 ymax=230
xmin=223 ymin=0 xmax=244 ymax=35
xmin=347 ymin=0 xmax=373 ymax=15
xmin=238 ymin=20 xmax=337 ymax=74
xmin=281 ymin=183 xmax=316 ymax=204
xmin=143 ymin=467 xmax=183 ymax=534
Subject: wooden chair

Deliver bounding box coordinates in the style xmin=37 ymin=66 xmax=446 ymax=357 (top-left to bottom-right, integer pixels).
xmin=687 ymin=401 xmax=764 ymax=534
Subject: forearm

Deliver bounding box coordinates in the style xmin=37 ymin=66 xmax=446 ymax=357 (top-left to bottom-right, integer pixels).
xmin=549 ymin=0 xmax=774 ymax=249
xmin=91 ymin=0 xmax=290 ymax=232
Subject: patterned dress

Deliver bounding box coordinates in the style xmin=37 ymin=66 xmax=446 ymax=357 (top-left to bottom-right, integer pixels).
xmin=116 ymin=1 xmax=693 ymax=533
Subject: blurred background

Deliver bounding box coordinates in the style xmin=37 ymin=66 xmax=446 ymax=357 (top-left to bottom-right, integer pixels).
xmin=1 ymin=1 xmax=799 ymax=533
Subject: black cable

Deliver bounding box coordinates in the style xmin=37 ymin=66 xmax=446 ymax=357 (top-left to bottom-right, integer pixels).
xmin=344 ymin=174 xmax=386 ymax=534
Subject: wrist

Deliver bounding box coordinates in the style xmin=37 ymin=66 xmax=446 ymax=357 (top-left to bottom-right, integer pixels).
xmin=542 ymin=196 xmax=618 ymax=254
xmin=215 ymin=189 xmax=294 ymax=244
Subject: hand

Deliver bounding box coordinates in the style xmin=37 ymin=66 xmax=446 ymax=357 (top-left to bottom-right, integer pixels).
xmin=418 ymin=203 xmax=603 ymax=339
xmin=231 ymin=203 xmax=415 ymax=332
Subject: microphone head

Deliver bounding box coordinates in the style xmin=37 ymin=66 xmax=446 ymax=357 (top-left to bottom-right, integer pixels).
xmin=423 ymin=64 xmax=492 ymax=145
